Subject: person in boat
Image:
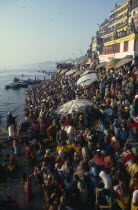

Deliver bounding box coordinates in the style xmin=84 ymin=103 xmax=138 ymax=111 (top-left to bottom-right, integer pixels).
xmin=7 ymin=112 xmax=19 ymax=139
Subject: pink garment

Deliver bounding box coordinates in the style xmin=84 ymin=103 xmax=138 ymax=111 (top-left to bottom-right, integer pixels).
xmin=40 ymin=122 xmax=44 ymax=132
xmin=92 ymin=154 xmax=105 ymax=166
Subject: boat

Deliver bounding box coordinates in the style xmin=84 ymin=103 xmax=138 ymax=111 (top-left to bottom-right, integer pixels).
xmin=5 ymin=78 xmax=41 ymax=90
xmin=10 ymin=83 xmax=21 ymax=89
xmin=21 ymin=82 xmax=28 ymax=88
xmin=5 ymin=82 xmax=28 ymax=89
xmin=13 ymin=77 xmax=20 ymax=82
xmin=5 ymin=85 xmax=11 ymax=89
xmin=22 ymin=79 xmax=41 ymax=85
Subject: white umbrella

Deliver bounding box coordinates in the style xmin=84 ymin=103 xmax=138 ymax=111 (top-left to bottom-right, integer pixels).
xmin=60 ymin=69 xmax=69 ymax=75
xmin=77 ymin=73 xmax=97 ymax=86
xmin=78 ymin=79 xmax=95 ymax=87
xmin=81 ymin=70 xmax=92 ymax=77
xmin=56 ymin=99 xmax=93 ymax=115
xmin=65 ymin=69 xmax=77 ymax=76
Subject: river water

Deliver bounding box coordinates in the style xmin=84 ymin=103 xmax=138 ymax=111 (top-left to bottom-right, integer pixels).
xmin=0 ymin=69 xmax=51 ymax=128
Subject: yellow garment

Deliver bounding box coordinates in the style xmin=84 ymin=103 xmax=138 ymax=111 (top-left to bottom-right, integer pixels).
xmin=3 ymin=164 xmax=14 ymax=172
xmin=79 ymin=115 xmax=84 ymax=121
xmin=126 ymin=163 xmax=138 ymax=177
xmin=117 ymin=195 xmax=130 ymax=210
xmin=57 ymin=145 xmax=72 ymax=153
xmin=131 ymin=203 xmax=138 ymax=210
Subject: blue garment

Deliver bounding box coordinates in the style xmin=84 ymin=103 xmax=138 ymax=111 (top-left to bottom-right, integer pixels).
xmin=119 ymin=130 xmax=128 ymax=141
xmin=105 ymin=144 xmax=112 ymax=152
xmin=89 ymin=166 xmax=99 ymax=190
xmin=64 ymin=179 xmax=74 ymax=191
xmin=59 ymin=171 xmax=68 ymax=179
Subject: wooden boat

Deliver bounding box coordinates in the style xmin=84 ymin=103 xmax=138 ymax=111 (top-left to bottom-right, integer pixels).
xmin=5 ymin=85 xmax=11 ymax=89
xmin=13 ymin=77 xmax=20 ymax=82
xmin=5 ymin=78 xmax=41 ymax=90
xmin=5 ymin=82 xmax=28 ymax=89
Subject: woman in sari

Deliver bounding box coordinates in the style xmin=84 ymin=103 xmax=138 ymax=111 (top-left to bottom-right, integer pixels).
xmin=23 ymin=176 xmax=32 ymax=202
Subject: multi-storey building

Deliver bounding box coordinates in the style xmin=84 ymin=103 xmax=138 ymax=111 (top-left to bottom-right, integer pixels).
xmin=131 ymin=0 xmax=138 ymax=10
xmin=130 ymin=6 xmax=138 ymax=32
xmin=98 ymin=0 xmax=138 ymax=65
xmin=86 ymin=31 xmax=103 ymax=67
xmin=99 ymin=5 xmax=119 ymax=43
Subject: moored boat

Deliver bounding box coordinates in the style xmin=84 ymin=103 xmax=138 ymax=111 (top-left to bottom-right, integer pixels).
xmin=5 ymin=85 xmax=11 ymax=89
xmin=13 ymin=77 xmax=20 ymax=82
xmin=5 ymin=82 xmax=28 ymax=89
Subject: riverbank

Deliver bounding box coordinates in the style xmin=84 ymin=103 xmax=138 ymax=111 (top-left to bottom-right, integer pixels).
xmin=0 ymin=68 xmax=51 ymax=129
xmin=0 ymin=66 xmax=138 ymax=209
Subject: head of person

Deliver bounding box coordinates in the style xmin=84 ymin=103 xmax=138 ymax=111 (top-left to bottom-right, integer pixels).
xmin=124 ymin=143 xmax=132 ymax=151
xmin=99 ymin=171 xmax=107 ymax=179
xmin=133 ymin=127 xmax=138 ymax=134
xmin=132 ymin=157 xmax=138 ymax=165
xmin=95 ymin=150 xmax=102 ymax=157
xmin=134 ymin=172 xmax=138 ymax=179
xmin=8 ymin=112 xmax=12 ymax=116
xmin=74 ymin=174 xmax=80 ymax=182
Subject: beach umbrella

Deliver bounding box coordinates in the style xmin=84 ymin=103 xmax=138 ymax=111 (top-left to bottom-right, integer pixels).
xmin=77 ymin=73 xmax=97 ymax=86
xmin=65 ymin=69 xmax=77 ymax=76
xmin=78 ymin=79 xmax=95 ymax=87
xmin=72 ymin=69 xmax=85 ymax=78
xmin=57 ymin=69 xmax=63 ymax=73
xmin=105 ymin=59 xmax=120 ymax=69
xmin=56 ymin=99 xmax=93 ymax=115
xmin=60 ymin=69 xmax=69 ymax=75
xmin=115 ymin=57 xmax=133 ymax=68
xmin=81 ymin=70 xmax=92 ymax=77
xmin=96 ymin=62 xmax=107 ymax=69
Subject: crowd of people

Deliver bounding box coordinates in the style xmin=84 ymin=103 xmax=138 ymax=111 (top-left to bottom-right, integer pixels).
xmin=1 ymin=64 xmax=138 ymax=210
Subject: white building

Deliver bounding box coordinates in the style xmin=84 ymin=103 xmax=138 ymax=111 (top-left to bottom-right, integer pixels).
xmin=99 ymin=33 xmax=138 ymax=65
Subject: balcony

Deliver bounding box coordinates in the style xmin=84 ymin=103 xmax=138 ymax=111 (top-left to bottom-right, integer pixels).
xmin=99 ymin=28 xmax=114 ymax=36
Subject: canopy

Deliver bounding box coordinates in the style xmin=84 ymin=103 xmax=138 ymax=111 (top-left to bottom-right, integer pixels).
xmin=56 ymin=99 xmax=93 ymax=115
xmin=78 ymin=79 xmax=95 ymax=87
xmin=56 ymin=69 xmax=62 ymax=73
xmin=77 ymin=73 xmax=97 ymax=86
xmin=115 ymin=57 xmax=133 ymax=68
xmin=105 ymin=59 xmax=120 ymax=69
xmin=60 ymin=69 xmax=69 ymax=75
xmin=86 ymin=60 xmax=92 ymax=65
xmin=81 ymin=70 xmax=92 ymax=77
xmin=97 ymin=62 xmax=107 ymax=69
xmin=65 ymin=69 xmax=77 ymax=76
xmin=75 ymin=58 xmax=88 ymax=66
xmin=72 ymin=69 xmax=85 ymax=78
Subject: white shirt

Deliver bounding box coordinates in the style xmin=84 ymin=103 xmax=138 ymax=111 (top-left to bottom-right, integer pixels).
xmin=99 ymin=171 xmax=112 ymax=189
xmin=133 ymin=190 xmax=138 ymax=204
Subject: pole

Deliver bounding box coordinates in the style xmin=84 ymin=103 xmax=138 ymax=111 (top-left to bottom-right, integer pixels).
xmin=2 ymin=104 xmax=24 ymax=118
xmin=12 ymin=104 xmax=24 ymax=113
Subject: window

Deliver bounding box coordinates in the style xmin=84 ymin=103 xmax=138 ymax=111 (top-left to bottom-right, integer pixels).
xmin=104 ymin=43 xmax=120 ymax=55
xmin=116 ymin=43 xmax=120 ymax=52
xmin=107 ymin=46 xmax=109 ymax=54
xmin=109 ymin=45 xmax=112 ymax=53
xmin=124 ymin=41 xmax=128 ymax=51
xmin=112 ymin=44 xmax=116 ymax=53
xmin=105 ymin=46 xmax=108 ymax=54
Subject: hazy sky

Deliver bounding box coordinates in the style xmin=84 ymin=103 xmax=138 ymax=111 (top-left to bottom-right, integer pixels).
xmin=0 ymin=0 xmax=125 ymax=67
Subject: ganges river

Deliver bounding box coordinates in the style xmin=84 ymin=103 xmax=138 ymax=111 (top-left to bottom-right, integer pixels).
xmin=0 ymin=69 xmax=51 ymax=129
